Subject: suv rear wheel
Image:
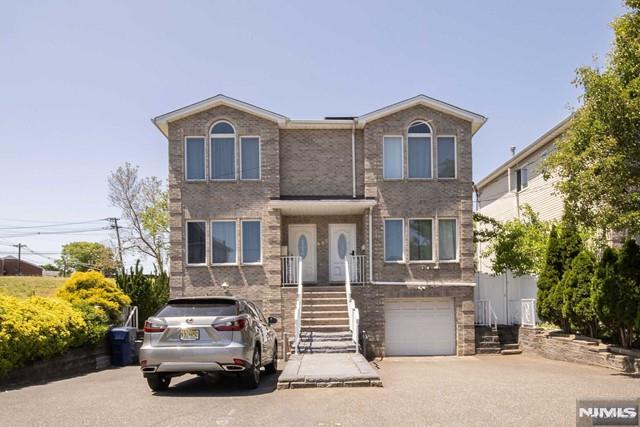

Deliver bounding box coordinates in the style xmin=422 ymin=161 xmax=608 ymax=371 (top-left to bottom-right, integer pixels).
xmin=265 ymin=342 xmax=278 ymax=374
xmin=146 ymin=374 xmax=171 ymax=391
xmin=243 ymin=347 xmax=261 ymax=389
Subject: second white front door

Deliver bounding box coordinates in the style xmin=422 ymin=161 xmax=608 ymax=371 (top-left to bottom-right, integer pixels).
xmin=289 ymin=225 xmax=317 ymax=283
xmin=328 ymin=223 xmax=356 ymax=282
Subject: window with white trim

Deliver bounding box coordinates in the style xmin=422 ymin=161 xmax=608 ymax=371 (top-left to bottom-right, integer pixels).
xmin=384 ymin=219 xmax=404 ymax=262
xmin=210 ymin=121 xmax=236 ymax=180
xmin=240 ymin=137 xmax=260 ymax=180
xmin=437 ymin=136 xmax=456 ymax=179
xmin=186 ymin=221 xmax=206 ymax=264
xmin=516 ymin=167 xmax=528 ymax=191
xmin=407 ymin=121 xmax=432 ymax=178
xmin=383 ymin=136 xmax=403 ymax=179
xmin=241 ymin=220 xmax=261 ymax=263
xmin=409 ymin=219 xmax=433 ymax=261
xmin=438 ymin=219 xmax=457 ymax=261
xmin=212 ymin=220 xmax=236 ymax=264
xmin=185 ymin=137 xmax=205 ymax=180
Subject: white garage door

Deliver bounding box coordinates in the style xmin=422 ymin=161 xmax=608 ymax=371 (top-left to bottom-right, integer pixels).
xmin=385 ymin=298 xmax=456 ymax=356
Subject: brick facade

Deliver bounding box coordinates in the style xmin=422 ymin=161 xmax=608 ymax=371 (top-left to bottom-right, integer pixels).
xmin=164 ymin=98 xmax=479 ymax=357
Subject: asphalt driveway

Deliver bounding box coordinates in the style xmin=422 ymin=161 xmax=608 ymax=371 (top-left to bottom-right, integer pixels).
xmin=0 ymin=354 xmax=638 ymax=426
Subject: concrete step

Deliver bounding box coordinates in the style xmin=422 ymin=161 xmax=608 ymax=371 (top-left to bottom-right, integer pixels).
xmin=298 ymin=332 xmax=353 ymax=342
xmin=502 ymin=343 xmax=520 ymax=350
xmin=302 ymin=311 xmax=349 ymax=319
xmin=476 ymin=347 xmax=502 ymax=354
xmin=298 ymin=341 xmax=357 ymax=353
xmin=302 ymin=325 xmax=350 ymax=333
xmin=477 ymin=341 xmax=502 ymax=348
xmin=302 ymin=304 xmax=348 ymax=312
xmin=303 ymin=291 xmax=346 ymax=296
xmin=302 ymin=297 xmax=347 ymax=304
xmin=476 ymin=336 xmax=499 ymax=343
xmin=501 ymin=349 xmax=523 ymax=355
xmin=302 ymin=317 xmax=350 ymax=326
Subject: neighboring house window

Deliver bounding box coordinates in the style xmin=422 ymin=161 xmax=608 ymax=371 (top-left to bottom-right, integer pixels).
xmin=240 ymin=137 xmax=260 ymax=180
xmin=186 ymin=221 xmax=206 ymax=265
xmin=409 ymin=219 xmax=433 ymax=261
xmin=407 ymin=121 xmax=432 ymax=178
xmin=438 ymin=219 xmax=457 ymax=261
xmin=212 ymin=220 xmax=237 ymax=264
xmin=241 ymin=220 xmax=261 ymax=264
xmin=383 ymin=136 xmax=403 ymax=179
xmin=210 ymin=121 xmax=236 ymax=180
xmin=516 ymin=167 xmax=528 ymax=191
xmin=384 ymin=219 xmax=404 ymax=262
xmin=437 ymin=136 xmax=456 ymax=179
xmin=185 ymin=137 xmax=205 ymax=180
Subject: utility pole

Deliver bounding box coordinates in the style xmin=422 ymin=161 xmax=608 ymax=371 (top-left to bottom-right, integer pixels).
xmin=13 ymin=243 xmax=25 ymax=276
xmin=108 ymin=217 xmax=125 ymax=272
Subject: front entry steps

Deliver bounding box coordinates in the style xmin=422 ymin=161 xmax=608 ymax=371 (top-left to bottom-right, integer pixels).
xmin=297 ymin=331 xmax=357 ymax=353
xmin=475 ymin=326 xmax=522 ymax=355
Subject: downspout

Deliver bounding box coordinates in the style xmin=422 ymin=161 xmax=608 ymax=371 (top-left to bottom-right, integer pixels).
xmin=352 ymin=120 xmax=356 ymax=198
xmin=368 ymin=207 xmax=373 ymax=283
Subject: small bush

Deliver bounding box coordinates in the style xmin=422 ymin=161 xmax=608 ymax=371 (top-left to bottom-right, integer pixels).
xmin=57 ymin=271 xmax=131 ymax=323
xmin=116 ymin=261 xmax=169 ymax=323
xmin=0 ymin=295 xmax=87 ymax=376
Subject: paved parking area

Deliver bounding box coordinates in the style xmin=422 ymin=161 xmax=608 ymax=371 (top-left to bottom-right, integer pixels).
xmin=0 ymin=354 xmax=638 ymax=426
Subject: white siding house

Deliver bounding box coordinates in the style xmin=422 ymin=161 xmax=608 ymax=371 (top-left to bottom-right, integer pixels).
xmin=474 ymin=117 xmax=571 ymax=325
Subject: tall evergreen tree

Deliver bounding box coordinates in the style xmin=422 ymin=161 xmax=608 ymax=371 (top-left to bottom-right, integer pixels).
xmin=561 ymin=249 xmax=598 ymax=337
xmin=537 ymin=226 xmax=563 ymax=324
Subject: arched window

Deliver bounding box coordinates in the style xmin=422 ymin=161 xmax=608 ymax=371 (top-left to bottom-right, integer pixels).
xmin=407 ymin=121 xmax=432 ymax=178
xmin=210 ymin=121 xmax=236 ymax=180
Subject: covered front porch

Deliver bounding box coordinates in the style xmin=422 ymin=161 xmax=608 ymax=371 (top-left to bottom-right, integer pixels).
xmin=269 ymin=197 xmax=375 ymax=286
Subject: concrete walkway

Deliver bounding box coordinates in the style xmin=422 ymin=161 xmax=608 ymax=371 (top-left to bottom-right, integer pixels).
xmin=277 ymin=353 xmax=382 ymax=389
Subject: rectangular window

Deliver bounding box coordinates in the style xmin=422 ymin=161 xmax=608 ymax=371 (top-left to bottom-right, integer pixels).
xmin=516 ymin=167 xmax=528 ymax=191
xmin=408 ymin=136 xmax=431 ymax=178
xmin=384 ymin=219 xmax=404 ymax=262
xmin=185 ymin=137 xmax=205 ymax=180
xmin=437 ymin=136 xmax=456 ymax=179
xmin=438 ymin=219 xmax=457 ymax=261
xmin=241 ymin=220 xmax=261 ymax=264
xmin=383 ymin=136 xmax=403 ymax=179
xmin=240 ymin=137 xmax=260 ymax=180
xmin=212 ymin=221 xmax=236 ymax=264
xmin=409 ymin=219 xmax=433 ymax=261
xmin=186 ymin=221 xmax=206 ymax=265
xmin=211 ymin=137 xmax=235 ymax=180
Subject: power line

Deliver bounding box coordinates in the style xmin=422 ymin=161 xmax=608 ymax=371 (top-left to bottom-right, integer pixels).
xmin=0 ymin=226 xmax=112 ymax=239
xmin=0 ymin=219 xmax=108 ymax=231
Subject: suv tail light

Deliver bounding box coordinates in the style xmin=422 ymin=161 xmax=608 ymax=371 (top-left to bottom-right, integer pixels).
xmin=143 ymin=320 xmax=167 ymax=333
xmin=213 ymin=318 xmax=246 ymax=331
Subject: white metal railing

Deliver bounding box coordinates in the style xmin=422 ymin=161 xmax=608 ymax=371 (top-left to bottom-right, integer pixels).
xmin=122 ymin=305 xmax=139 ymax=329
xmin=344 ymin=258 xmax=360 ymax=352
xmin=281 ymin=256 xmax=301 ymax=285
xmin=476 ymin=299 xmax=498 ymax=331
xmin=293 ymin=257 xmax=303 ymax=354
xmin=347 ymin=254 xmax=367 ymax=284
xmin=520 ymin=299 xmax=536 ymax=327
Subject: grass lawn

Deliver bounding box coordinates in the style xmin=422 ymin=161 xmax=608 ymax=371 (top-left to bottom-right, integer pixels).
xmin=0 ymin=276 xmax=66 ymax=298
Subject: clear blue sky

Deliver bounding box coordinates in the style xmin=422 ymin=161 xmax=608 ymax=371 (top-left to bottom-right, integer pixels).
xmin=0 ymin=0 xmax=625 ymax=266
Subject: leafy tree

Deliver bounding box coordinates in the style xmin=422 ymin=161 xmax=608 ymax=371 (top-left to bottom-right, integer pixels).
xmin=561 ymin=249 xmax=598 ymax=337
xmin=41 ymin=263 xmax=59 ymax=271
xmin=56 ymin=241 xmax=118 ymax=276
xmin=478 ymin=205 xmax=550 ymax=277
xmin=593 ymin=240 xmax=640 ymax=348
xmin=543 ymin=1 xmax=640 ymax=237
xmin=108 ymin=163 xmax=169 ymax=272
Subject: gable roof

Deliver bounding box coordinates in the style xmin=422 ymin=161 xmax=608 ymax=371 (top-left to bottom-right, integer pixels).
xmin=475 ymin=116 xmax=572 ymax=191
xmin=152 ymin=94 xmax=487 ymax=137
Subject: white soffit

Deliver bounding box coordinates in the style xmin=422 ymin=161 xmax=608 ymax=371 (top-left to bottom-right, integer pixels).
xmin=268 ymin=199 xmax=376 ymax=216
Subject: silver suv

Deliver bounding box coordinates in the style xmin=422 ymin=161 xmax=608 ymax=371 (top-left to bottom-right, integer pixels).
xmin=139 ymin=296 xmax=278 ymax=391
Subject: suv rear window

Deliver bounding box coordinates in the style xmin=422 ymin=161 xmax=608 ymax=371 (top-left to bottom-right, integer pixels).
xmin=156 ymin=300 xmax=237 ymax=317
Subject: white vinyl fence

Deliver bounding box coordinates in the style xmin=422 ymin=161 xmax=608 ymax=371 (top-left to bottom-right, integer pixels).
xmin=474 ymin=271 xmax=540 ymax=326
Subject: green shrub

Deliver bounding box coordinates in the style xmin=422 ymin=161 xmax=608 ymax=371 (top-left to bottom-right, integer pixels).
xmin=0 ymin=295 xmax=87 ymax=376
xmin=116 ymin=261 xmax=169 ymax=323
xmin=57 ymin=271 xmax=131 ymax=323
xmin=561 ymin=249 xmax=598 ymax=337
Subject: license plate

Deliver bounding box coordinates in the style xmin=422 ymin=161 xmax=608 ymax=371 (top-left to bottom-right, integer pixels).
xmin=180 ymin=328 xmax=200 ymax=341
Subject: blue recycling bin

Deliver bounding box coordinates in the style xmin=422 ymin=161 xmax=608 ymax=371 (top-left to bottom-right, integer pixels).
xmin=109 ymin=327 xmax=136 ymax=366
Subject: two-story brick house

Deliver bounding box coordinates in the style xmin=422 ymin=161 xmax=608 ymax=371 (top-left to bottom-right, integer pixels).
xmin=153 ymin=94 xmax=486 ymax=357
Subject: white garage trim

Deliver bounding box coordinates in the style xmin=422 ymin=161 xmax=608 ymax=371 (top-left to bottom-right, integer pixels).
xmin=384 ymin=298 xmax=456 ymax=356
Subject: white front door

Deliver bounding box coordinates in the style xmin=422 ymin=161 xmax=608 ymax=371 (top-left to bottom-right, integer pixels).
xmin=328 ymin=223 xmax=356 ymax=282
xmin=384 ymin=298 xmax=456 ymax=356
xmin=288 ymin=225 xmax=317 ymax=283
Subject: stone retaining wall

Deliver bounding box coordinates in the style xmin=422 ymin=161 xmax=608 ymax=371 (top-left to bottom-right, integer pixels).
xmin=0 ymin=342 xmax=111 ymax=390
xmin=518 ymin=326 xmax=639 ymax=373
